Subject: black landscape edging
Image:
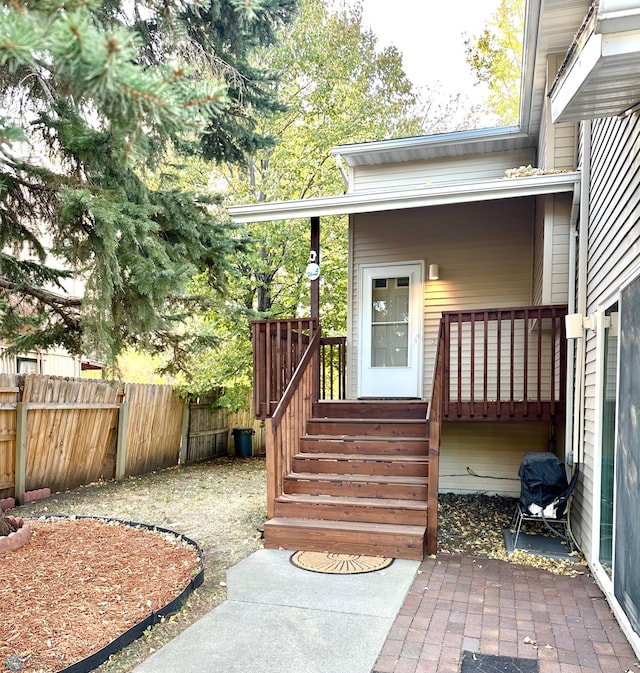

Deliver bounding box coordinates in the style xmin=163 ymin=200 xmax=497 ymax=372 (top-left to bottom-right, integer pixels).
xmin=35 ymin=515 xmax=205 ymax=673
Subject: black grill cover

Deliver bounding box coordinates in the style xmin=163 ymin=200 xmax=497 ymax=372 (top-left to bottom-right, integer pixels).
xmin=518 ymin=452 xmax=569 ymax=511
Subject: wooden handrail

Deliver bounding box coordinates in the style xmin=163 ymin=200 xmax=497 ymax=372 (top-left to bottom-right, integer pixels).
xmin=426 ymin=321 xmax=445 ymax=556
xmin=264 ymin=329 xmax=321 ymax=518
xmin=272 ymin=329 xmax=321 ymax=429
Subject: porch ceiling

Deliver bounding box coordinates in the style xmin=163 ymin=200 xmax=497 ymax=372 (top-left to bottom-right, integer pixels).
xmin=227 ymin=172 xmax=580 ymax=224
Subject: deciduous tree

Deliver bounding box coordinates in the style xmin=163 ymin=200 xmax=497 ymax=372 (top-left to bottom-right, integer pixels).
xmin=464 ymin=0 xmax=525 ymax=126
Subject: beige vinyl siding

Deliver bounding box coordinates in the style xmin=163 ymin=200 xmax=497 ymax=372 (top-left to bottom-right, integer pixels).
xmin=532 ymin=195 xmax=571 ymax=306
xmin=351 ymin=149 xmax=535 ymax=193
xmin=347 ymin=198 xmax=535 ymax=400
xmin=440 ymin=422 xmax=551 ymax=495
xmin=573 ymin=113 xmax=640 ymax=559
xmin=543 ymin=54 xmax=578 ymax=172
xmin=533 ymin=196 xmax=545 ymax=304
xmin=551 ymin=196 xmax=571 ymax=303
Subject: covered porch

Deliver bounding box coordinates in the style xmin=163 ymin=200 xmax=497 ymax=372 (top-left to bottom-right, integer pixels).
xmin=228 ymin=168 xmax=578 ymax=560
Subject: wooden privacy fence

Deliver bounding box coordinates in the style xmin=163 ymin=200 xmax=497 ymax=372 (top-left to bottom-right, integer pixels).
xmin=0 ymin=374 xmax=252 ymax=505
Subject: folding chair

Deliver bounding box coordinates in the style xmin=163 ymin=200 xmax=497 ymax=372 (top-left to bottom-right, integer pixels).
xmin=510 ymin=452 xmax=580 ymax=552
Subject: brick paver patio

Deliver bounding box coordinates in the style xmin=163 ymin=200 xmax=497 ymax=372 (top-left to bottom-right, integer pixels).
xmin=374 ymin=554 xmax=639 ymax=673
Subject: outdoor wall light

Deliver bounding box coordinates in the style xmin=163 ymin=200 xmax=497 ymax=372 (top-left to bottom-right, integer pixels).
xmin=428 ymin=264 xmax=440 ymax=280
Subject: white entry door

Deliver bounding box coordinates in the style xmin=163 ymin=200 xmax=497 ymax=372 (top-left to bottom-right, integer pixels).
xmin=358 ymin=262 xmax=424 ymax=398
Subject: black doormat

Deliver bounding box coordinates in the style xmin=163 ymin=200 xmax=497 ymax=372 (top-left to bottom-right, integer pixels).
xmin=460 ymin=651 xmax=539 ymax=673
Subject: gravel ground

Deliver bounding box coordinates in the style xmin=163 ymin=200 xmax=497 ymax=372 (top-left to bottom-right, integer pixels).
xmin=9 ymin=457 xmax=587 ymax=673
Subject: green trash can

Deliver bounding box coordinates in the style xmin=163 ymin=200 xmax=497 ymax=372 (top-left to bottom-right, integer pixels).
xmin=232 ymin=428 xmax=255 ymax=457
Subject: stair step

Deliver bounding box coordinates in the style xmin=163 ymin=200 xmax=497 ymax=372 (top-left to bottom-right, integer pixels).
xmin=274 ymin=493 xmax=428 ymax=526
xmin=313 ymin=400 xmax=428 ymax=419
xmin=300 ymin=435 xmax=428 ymax=455
xmin=292 ymin=453 xmax=429 ymax=477
xmin=306 ymin=418 xmax=427 ymax=437
xmin=283 ymin=472 xmax=428 ymax=500
xmin=263 ymin=517 xmax=425 ymax=560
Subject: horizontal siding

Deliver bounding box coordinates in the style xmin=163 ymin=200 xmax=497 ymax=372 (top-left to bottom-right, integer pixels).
xmin=348 ymin=198 xmax=535 ymax=399
xmin=554 ymin=124 xmax=577 ymax=171
xmin=551 ymin=196 xmax=571 ymax=304
xmin=533 ymin=196 xmax=545 ymax=304
xmin=351 ymin=149 xmax=535 ymax=193
xmin=0 ymin=347 xmax=81 ymax=377
xmin=573 ymin=114 xmax=640 ymax=562
xmin=440 ymin=422 xmax=551 ymax=495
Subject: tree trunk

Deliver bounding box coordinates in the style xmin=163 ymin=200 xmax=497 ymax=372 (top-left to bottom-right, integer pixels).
xmin=0 ymin=510 xmax=16 ymax=537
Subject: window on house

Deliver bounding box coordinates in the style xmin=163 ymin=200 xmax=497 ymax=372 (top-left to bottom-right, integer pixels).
xmin=17 ymin=357 xmax=38 ymax=374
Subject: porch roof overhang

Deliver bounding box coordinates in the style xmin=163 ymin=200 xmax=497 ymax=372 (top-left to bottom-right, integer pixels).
xmin=227 ymin=172 xmax=581 ymax=224
xmin=549 ymin=1 xmax=640 ymax=123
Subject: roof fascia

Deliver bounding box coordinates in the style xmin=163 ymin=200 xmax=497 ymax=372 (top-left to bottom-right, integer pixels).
xmin=227 ymin=172 xmax=580 ymax=223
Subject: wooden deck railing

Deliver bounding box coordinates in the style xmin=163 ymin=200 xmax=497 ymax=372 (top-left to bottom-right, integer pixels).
xmin=252 ymin=319 xmax=318 ymax=420
xmin=265 ymin=329 xmax=321 ymax=517
xmin=253 ymin=319 xmax=345 ymax=418
xmin=319 ymin=336 xmax=347 ymax=401
xmin=439 ymin=305 xmax=567 ymax=421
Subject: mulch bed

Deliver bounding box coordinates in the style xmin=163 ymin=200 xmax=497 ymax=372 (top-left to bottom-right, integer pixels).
xmin=0 ymin=517 xmax=201 ymax=673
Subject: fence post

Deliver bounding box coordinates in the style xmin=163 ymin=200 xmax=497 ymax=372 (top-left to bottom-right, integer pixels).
xmin=115 ymin=401 xmax=129 ymax=481
xmin=14 ymin=402 xmax=27 ymax=506
xmin=179 ymin=402 xmax=190 ymax=465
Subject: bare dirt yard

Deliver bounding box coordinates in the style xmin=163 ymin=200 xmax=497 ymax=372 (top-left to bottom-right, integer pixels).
xmin=3 ymin=456 xmax=587 ymax=673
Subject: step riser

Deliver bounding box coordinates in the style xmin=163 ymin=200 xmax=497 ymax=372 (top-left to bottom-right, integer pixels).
xmin=263 ymin=526 xmax=424 ymax=560
xmin=313 ymin=402 xmax=428 ymax=419
xmin=284 ymin=478 xmax=428 ymax=500
xmin=292 ymin=457 xmax=429 ymax=477
xmin=306 ymin=421 xmax=427 ymax=437
xmin=300 ymin=438 xmax=428 ymax=455
xmin=274 ymin=500 xmax=427 ymax=526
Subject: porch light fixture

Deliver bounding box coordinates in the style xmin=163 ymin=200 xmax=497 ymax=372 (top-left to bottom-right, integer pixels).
xmin=428 ymin=264 xmax=440 ymax=280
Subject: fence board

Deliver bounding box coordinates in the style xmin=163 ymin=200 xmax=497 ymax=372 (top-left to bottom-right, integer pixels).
xmin=123 ymin=383 xmax=183 ymax=476
xmin=21 ymin=375 xmax=123 ymax=493
xmin=186 ymin=398 xmax=228 ymax=463
xmin=0 ymin=374 xmax=18 ymax=496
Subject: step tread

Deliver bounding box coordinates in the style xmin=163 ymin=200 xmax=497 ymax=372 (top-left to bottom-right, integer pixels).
xmin=275 ymin=493 xmax=428 ymax=510
xmin=264 ymin=517 xmax=425 ymax=536
xmin=286 ymin=472 xmax=428 ymax=484
xmin=303 ymin=435 xmax=428 ymax=442
xmin=294 ymin=453 xmax=429 ymax=462
xmin=309 ymin=417 xmax=426 ymax=424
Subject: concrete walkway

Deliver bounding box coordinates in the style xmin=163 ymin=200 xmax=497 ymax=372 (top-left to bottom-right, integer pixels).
xmin=132 ymin=549 xmax=420 ymax=673
xmin=132 ymin=550 xmax=639 ymax=673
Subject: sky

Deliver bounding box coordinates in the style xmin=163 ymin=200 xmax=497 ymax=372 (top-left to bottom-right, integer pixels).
xmin=338 ymin=0 xmax=503 ymax=124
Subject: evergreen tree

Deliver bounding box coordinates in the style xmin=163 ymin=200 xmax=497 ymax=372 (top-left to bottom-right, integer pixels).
xmin=0 ymin=0 xmax=297 ymax=365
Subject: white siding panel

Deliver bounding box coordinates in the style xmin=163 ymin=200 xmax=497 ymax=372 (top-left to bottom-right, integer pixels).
xmin=573 ymin=113 xmax=640 ymax=562
xmin=351 ymin=149 xmax=535 ymax=193
xmin=348 ymin=199 xmax=535 ymax=399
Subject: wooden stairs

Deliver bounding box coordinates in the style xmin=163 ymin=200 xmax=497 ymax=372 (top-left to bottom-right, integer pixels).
xmin=263 ymin=400 xmax=431 ymax=560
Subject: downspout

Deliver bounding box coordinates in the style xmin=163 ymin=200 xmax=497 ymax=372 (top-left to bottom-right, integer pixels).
xmin=565 ymin=182 xmax=580 ymax=464
xmin=573 ymin=119 xmax=592 ymax=469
